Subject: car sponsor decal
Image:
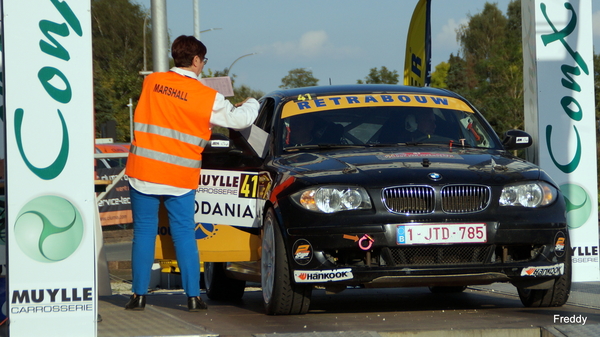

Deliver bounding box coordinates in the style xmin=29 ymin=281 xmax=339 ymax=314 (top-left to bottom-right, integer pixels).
xmin=520 ymin=263 xmax=564 ymax=277
xmin=294 ymin=268 xmax=353 ymax=283
xmin=194 ymin=170 xmax=271 ymax=228
xmin=554 ymin=231 xmax=566 ymax=257
xmin=292 ymin=239 xmax=313 ymax=265
xmin=516 ymin=136 xmax=530 ymax=144
xmin=282 ymin=94 xmax=474 ymax=118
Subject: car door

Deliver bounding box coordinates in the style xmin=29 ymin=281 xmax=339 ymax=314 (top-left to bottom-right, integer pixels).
xmin=155 ymin=98 xmax=275 ymax=264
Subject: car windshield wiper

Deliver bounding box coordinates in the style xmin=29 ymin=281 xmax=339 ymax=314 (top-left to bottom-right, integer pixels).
xmin=283 ymin=144 xmax=366 ymax=151
xmin=403 ymin=141 xmax=478 ymax=148
xmin=403 ymin=141 xmax=450 ymax=146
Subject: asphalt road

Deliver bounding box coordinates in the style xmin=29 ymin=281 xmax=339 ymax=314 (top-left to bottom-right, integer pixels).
xmin=98 ymin=283 xmax=600 ymax=337
xmin=102 ymin=242 xmax=600 ymax=336
xmin=105 ymin=241 xmax=132 ymax=262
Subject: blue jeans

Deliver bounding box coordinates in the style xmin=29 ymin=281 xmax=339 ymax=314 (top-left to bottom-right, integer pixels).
xmin=129 ymin=186 xmax=200 ymax=297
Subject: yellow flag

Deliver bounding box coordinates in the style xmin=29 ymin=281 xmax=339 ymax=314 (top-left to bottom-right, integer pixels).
xmin=404 ymin=0 xmax=431 ymax=87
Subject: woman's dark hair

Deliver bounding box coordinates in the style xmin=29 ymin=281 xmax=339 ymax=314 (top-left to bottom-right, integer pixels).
xmin=171 ymin=35 xmax=207 ymax=67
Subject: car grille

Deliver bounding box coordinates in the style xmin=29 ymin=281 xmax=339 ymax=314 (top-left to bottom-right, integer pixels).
xmin=441 ymin=185 xmax=491 ymax=213
xmin=386 ymin=245 xmax=493 ymax=266
xmin=382 ymin=185 xmax=491 ymax=214
xmin=382 ymin=186 xmax=434 ymax=214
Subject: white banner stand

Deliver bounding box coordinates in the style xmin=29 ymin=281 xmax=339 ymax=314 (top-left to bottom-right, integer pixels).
xmin=3 ymin=0 xmax=98 ymax=335
xmin=522 ymin=0 xmax=599 ymax=282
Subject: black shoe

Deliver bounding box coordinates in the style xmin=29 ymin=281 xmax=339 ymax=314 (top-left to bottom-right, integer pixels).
xmin=188 ymin=296 xmax=208 ymax=311
xmin=124 ymin=294 xmax=146 ymax=310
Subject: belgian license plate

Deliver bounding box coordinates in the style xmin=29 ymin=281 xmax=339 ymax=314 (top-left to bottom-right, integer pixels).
xmin=397 ymin=223 xmax=487 ymax=244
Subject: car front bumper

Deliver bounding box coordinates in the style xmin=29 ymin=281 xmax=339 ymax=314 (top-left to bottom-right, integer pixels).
xmin=285 ymin=221 xmax=569 ymax=289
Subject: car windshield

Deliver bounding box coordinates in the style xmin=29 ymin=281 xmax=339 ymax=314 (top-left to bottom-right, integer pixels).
xmin=279 ymin=93 xmax=500 ymax=151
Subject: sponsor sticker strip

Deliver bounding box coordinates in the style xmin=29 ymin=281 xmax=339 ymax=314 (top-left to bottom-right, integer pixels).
xmin=282 ymin=94 xmax=474 ymax=118
xmin=520 ymin=263 xmax=564 ymax=277
xmin=294 ymin=268 xmax=354 ymax=283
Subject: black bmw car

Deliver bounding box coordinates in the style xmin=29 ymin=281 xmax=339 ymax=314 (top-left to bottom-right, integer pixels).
xmin=202 ymin=84 xmax=570 ymax=315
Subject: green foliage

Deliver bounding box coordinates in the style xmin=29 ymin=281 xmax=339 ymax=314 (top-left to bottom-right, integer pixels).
xmin=92 ymin=0 xmax=150 ymax=142
xmin=445 ymin=0 xmax=523 ymax=134
xmin=92 ymin=1 xmax=266 ymax=142
xmin=279 ymin=68 xmax=319 ymax=89
xmin=430 ymin=62 xmax=449 ymax=89
xmin=231 ymin=85 xmax=265 ymax=105
xmin=357 ymin=66 xmax=399 ymax=84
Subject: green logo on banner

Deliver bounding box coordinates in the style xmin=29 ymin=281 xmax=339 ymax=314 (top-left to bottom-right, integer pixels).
xmin=14 ymin=195 xmax=83 ymax=262
xmin=561 ymin=183 xmax=591 ymax=229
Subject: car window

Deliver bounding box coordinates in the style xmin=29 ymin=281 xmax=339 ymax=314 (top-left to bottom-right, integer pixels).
xmin=278 ymin=94 xmax=500 ymax=151
xmin=255 ymin=98 xmax=276 ymax=132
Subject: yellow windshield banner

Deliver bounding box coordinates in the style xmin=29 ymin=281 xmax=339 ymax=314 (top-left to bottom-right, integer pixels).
xmin=404 ymin=0 xmax=431 ymax=87
xmin=282 ymin=94 xmax=473 ymax=118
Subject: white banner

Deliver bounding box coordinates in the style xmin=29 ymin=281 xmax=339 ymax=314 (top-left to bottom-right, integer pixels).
xmin=3 ymin=0 xmax=97 ymax=335
xmin=522 ymin=0 xmax=599 ymax=282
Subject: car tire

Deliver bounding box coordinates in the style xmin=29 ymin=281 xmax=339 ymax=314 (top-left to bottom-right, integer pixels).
xmin=428 ymin=286 xmax=467 ymax=293
xmin=261 ymin=208 xmax=312 ymax=315
xmin=517 ymin=246 xmax=572 ymax=307
xmin=204 ymin=262 xmax=246 ymax=301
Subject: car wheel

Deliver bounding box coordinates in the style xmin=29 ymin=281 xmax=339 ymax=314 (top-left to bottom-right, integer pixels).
xmin=204 ymin=261 xmax=246 ymax=301
xmin=428 ymin=286 xmax=467 ymax=293
xmin=261 ymin=208 xmax=312 ymax=315
xmin=517 ymin=248 xmax=572 ymax=307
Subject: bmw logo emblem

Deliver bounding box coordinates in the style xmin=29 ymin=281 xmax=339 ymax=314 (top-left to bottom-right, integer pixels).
xmin=428 ymin=172 xmax=442 ymax=181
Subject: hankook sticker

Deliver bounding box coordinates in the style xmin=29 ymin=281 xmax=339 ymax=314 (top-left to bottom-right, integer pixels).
xmin=293 ymin=268 xmax=353 ymax=283
xmin=520 ymin=263 xmax=564 ymax=277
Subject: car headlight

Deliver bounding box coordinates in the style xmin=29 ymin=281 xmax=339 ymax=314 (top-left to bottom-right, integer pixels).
xmin=499 ymin=182 xmax=557 ymax=207
xmin=292 ymin=186 xmax=372 ymax=213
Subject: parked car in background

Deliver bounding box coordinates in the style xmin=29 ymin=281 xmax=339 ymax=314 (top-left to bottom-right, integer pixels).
xmin=95 ymin=141 xmax=131 ymax=227
xmin=95 ymin=141 xmax=130 ymax=171
xmin=161 ymin=84 xmax=570 ymax=315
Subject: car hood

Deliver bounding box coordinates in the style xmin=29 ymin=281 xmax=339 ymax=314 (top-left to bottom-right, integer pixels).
xmin=274 ymin=146 xmax=543 ymax=186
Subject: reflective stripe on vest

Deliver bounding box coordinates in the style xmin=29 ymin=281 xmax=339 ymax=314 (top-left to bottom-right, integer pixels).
xmin=129 ymin=144 xmax=202 ymax=169
xmin=135 ymin=122 xmax=209 ymax=148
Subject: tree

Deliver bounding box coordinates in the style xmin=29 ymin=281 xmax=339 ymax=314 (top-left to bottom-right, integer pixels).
xmin=357 ymin=66 xmax=399 ymax=84
xmin=92 ymin=0 xmax=151 ymax=142
xmin=279 ymin=68 xmax=319 ymax=89
xmin=430 ymin=62 xmax=449 ymax=89
xmin=446 ymin=0 xmax=523 ymax=133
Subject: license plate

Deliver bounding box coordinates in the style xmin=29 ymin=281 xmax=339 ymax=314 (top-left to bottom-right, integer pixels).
xmin=397 ymin=223 xmax=487 ymax=244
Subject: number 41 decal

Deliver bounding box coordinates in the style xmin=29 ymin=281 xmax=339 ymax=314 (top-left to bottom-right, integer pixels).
xmin=239 ymin=173 xmax=259 ymax=198
xmin=297 ymin=94 xmax=313 ymax=101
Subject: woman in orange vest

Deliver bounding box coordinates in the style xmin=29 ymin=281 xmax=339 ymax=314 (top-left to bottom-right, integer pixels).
xmin=124 ymin=35 xmax=259 ymax=312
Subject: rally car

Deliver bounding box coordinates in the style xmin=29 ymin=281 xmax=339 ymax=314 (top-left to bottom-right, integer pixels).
xmin=194 ymin=84 xmax=570 ymax=315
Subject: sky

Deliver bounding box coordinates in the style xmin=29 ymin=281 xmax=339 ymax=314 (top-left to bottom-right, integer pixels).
xmin=133 ymin=0 xmax=600 ymax=94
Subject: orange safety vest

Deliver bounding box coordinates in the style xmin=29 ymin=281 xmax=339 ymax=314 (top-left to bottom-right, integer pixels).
xmin=125 ymin=71 xmax=217 ymax=189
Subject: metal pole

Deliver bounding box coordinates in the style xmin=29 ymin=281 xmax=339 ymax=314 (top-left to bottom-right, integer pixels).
xmin=143 ymin=16 xmax=148 ymax=72
xmin=193 ymin=0 xmax=200 ymax=40
xmin=151 ymin=0 xmax=169 ymax=72
xmin=128 ymin=98 xmax=133 ymax=142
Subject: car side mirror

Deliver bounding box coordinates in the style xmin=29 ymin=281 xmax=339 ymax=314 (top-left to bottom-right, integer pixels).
xmin=502 ymin=129 xmax=532 ymax=150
